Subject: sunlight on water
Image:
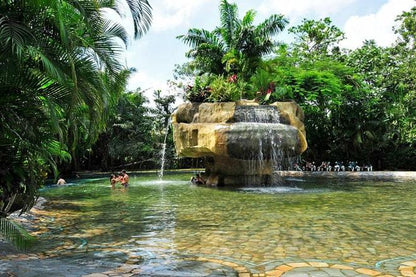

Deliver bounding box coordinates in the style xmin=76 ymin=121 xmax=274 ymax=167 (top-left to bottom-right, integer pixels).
xmin=239 ymin=186 xmax=304 ymax=193
xmin=17 ymin=173 xmax=416 ymax=276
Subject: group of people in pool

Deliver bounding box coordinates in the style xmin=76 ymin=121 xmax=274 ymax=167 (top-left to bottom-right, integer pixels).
xmin=109 ymin=170 xmax=206 ymax=188
xmin=59 ymin=170 xmax=207 ymax=188
xmin=110 ymin=169 xmax=129 ymax=189
xmin=110 ymin=170 xmax=206 ymax=188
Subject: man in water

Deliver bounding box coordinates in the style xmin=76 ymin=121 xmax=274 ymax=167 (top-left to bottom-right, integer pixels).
xmin=120 ymin=169 xmax=129 ymax=188
xmin=57 ymin=177 xmax=66 ymax=185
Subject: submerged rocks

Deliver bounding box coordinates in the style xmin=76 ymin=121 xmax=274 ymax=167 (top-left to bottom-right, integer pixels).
xmin=171 ymin=101 xmax=307 ymax=186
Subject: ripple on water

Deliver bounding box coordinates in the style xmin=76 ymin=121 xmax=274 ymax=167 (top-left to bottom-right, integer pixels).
xmin=238 ymin=186 xmax=331 ymax=194
xmin=137 ymin=259 xmax=239 ymax=276
xmin=139 ymin=180 xmax=188 ymax=186
xmin=239 ymin=186 xmax=304 ymax=194
xmin=23 ymin=174 xmax=416 ymax=276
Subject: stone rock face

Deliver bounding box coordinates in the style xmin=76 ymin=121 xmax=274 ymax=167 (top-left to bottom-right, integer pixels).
xmin=171 ymin=101 xmax=307 ymax=186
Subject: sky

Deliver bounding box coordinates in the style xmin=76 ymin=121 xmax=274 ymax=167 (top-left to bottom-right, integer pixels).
xmin=122 ymin=0 xmax=415 ymax=102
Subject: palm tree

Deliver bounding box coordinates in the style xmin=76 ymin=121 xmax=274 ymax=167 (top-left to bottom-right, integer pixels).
xmin=0 ymin=0 xmax=152 ymax=219
xmin=177 ymin=0 xmax=288 ymax=80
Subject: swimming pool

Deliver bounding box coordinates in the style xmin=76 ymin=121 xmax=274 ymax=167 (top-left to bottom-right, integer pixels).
xmin=1 ymin=173 xmax=416 ymax=276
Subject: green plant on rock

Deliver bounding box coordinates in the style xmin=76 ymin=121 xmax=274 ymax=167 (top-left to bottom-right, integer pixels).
xmin=185 ymin=75 xmax=213 ymax=102
xmin=250 ymin=69 xmax=273 ymax=93
xmin=249 ymin=68 xmax=282 ymax=104
xmin=249 ymin=69 xmax=273 ymax=102
xmin=207 ymin=75 xmax=241 ymax=102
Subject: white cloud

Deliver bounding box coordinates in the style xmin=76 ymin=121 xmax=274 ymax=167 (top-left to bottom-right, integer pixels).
xmin=341 ymin=0 xmax=415 ymax=49
xmin=127 ymin=71 xmax=183 ymax=107
xmin=128 ymin=71 xmax=167 ymax=92
xmin=151 ymin=0 xmax=211 ymax=32
xmin=258 ymin=0 xmax=357 ymax=19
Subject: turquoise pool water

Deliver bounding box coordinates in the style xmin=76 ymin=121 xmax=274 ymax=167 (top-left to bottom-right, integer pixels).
xmin=15 ymin=173 xmax=416 ymax=275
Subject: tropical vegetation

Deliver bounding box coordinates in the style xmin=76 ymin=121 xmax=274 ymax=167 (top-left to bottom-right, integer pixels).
xmin=1 ymin=0 xmax=416 ymax=250
xmin=176 ymin=1 xmax=416 ymax=170
xmin=177 ymin=0 xmax=288 ymax=82
xmin=0 ymin=0 xmax=152 ymax=218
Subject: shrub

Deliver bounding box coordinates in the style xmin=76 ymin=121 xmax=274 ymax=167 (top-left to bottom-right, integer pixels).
xmin=185 ymin=75 xmax=212 ymax=102
xmin=207 ymin=75 xmax=241 ymax=102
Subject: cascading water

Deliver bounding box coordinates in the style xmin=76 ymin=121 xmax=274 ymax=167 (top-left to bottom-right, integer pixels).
xmin=158 ymin=121 xmax=170 ymax=180
xmin=171 ymin=101 xmax=307 ymax=186
xmin=230 ymin=105 xmax=297 ymax=185
xmin=232 ymin=105 xmax=280 ymax=123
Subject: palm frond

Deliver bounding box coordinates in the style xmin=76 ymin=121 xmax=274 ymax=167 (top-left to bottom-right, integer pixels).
xmin=0 ymin=16 xmax=35 ymax=59
xmin=26 ymin=46 xmax=67 ymax=84
xmin=42 ymin=97 xmax=65 ymax=142
xmin=70 ymin=0 xmax=99 ymax=18
xmin=177 ymin=28 xmax=214 ymax=47
xmin=255 ymin=14 xmax=288 ymax=38
xmin=242 ymin=9 xmax=256 ymax=27
xmin=187 ymin=43 xmax=224 ymax=59
xmin=123 ymin=0 xmax=152 ymax=39
xmin=0 ymin=218 xmax=36 ymax=250
xmin=104 ymin=19 xmax=129 ymax=46
xmin=219 ymin=0 xmax=238 ymax=47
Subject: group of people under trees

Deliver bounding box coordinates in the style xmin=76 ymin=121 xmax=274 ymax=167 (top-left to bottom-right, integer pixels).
xmin=295 ymin=161 xmax=373 ymax=172
xmin=110 ymin=169 xmax=129 ymax=189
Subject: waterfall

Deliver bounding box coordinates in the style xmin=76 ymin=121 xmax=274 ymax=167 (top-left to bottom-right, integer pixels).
xmin=257 ymin=138 xmax=264 ymax=173
xmin=229 ymin=106 xmax=296 ymax=185
xmin=172 ymin=101 xmax=306 ymax=186
xmin=233 ymin=105 xmax=280 ymax=123
xmin=158 ymin=121 xmax=170 ymax=179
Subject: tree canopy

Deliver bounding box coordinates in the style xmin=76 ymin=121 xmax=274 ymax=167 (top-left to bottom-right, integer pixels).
xmin=1 ymin=0 xmax=416 ymax=221
xmin=177 ymin=0 xmax=288 ymax=80
xmin=0 ymin=0 xmax=152 ymax=217
xmin=176 ymin=1 xmax=416 ymax=170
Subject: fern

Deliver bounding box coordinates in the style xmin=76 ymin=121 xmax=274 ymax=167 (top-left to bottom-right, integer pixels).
xmin=0 ymin=218 xmax=36 ymax=250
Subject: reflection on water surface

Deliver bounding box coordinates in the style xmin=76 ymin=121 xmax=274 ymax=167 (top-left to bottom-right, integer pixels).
xmin=8 ymin=173 xmax=416 ymax=276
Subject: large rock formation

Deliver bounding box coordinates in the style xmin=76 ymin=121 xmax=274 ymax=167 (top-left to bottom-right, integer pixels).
xmin=171 ymin=100 xmax=307 ymax=186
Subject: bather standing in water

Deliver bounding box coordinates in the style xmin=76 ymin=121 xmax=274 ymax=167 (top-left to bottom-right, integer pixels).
xmin=120 ymin=169 xmax=129 ymax=188
xmin=56 ymin=177 xmax=66 ymax=185
xmin=110 ymin=174 xmax=118 ymax=189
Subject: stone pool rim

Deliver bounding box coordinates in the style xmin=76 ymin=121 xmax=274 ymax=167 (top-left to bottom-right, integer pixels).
xmin=278 ymin=170 xmax=416 ymax=181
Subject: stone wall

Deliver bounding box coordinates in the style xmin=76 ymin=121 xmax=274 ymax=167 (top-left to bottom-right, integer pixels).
xmin=171 ymin=101 xmax=307 ymax=186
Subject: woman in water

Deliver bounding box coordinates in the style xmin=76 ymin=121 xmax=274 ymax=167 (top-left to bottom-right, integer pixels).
xmin=110 ymin=174 xmax=118 ymax=189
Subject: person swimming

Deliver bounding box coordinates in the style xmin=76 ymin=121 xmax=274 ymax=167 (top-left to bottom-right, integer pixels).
xmin=56 ymin=177 xmax=66 ymax=185
xmin=190 ymin=173 xmax=205 ymax=185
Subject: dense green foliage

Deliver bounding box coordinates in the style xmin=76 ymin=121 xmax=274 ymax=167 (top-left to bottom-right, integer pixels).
xmin=176 ymin=1 xmax=416 ymax=170
xmin=177 ymin=0 xmax=288 ymax=81
xmin=86 ymin=89 xmax=155 ymax=170
xmin=0 ymin=0 xmax=152 ymax=217
xmin=85 ymin=89 xmax=177 ymax=172
xmin=1 ymin=0 xmax=415 ymax=227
